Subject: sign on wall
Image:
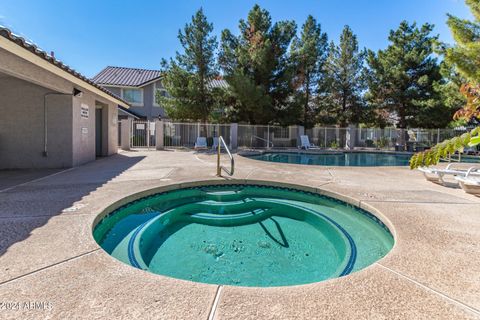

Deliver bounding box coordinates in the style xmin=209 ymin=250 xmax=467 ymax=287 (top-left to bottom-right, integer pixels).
xmin=81 ymin=104 xmax=89 ymax=119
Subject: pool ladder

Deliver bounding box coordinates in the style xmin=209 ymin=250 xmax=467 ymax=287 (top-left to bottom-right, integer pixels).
xmin=216 ymin=136 xmax=234 ymax=177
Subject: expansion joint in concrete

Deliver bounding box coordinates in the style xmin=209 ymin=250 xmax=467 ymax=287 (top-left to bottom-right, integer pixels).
xmin=207 ymin=285 xmax=223 ymax=320
xmin=376 ymin=263 xmax=480 ymax=316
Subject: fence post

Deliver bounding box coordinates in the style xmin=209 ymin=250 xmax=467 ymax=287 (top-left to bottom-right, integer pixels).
xmin=229 ymin=123 xmax=238 ymax=151
xmin=155 ymin=120 xmax=164 ymax=150
xmin=267 ymin=125 xmax=270 ymax=149
xmin=324 ymin=127 xmax=327 ymax=148
xmin=346 ymin=125 xmax=356 ymax=150
xmin=297 ymin=126 xmax=305 ymax=148
xmin=120 ymin=118 xmax=131 ymax=151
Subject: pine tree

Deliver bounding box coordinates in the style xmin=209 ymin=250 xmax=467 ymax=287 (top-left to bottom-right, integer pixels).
xmin=366 ymin=21 xmax=443 ymax=128
xmin=218 ymin=5 xmax=297 ymax=124
xmin=319 ymin=26 xmax=366 ymax=127
xmin=444 ymin=0 xmax=480 ymax=121
xmin=445 ymin=0 xmax=480 ymax=83
xmin=160 ymin=8 xmax=220 ymax=122
xmin=409 ymin=0 xmax=480 ymax=169
xmin=290 ymin=16 xmax=328 ymax=128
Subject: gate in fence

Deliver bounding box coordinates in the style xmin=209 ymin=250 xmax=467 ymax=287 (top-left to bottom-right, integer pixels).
xmin=131 ymin=120 xmax=156 ymax=148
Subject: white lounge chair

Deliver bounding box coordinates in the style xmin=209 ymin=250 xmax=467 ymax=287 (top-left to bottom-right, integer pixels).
xmin=419 ymin=164 xmax=480 ymax=185
xmin=299 ymin=135 xmax=319 ymax=150
xmin=456 ymin=168 xmax=480 ymax=195
xmin=194 ymin=137 xmax=207 ymax=149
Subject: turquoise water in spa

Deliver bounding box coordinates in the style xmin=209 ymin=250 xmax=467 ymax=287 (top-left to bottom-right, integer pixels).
xmin=93 ymin=185 xmax=394 ymax=287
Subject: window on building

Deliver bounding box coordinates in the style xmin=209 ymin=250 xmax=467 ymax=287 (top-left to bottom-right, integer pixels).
xmin=154 ymin=83 xmax=168 ymax=107
xmin=122 ymin=88 xmax=143 ymax=106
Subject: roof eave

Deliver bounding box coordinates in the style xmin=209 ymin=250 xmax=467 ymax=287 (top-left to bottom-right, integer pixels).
xmin=0 ymin=28 xmax=130 ymax=108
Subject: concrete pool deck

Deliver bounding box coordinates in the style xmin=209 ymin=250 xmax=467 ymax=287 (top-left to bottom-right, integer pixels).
xmin=0 ymin=150 xmax=479 ymax=319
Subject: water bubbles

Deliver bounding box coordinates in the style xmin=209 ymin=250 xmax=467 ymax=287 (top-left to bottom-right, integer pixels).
xmin=204 ymin=243 xmax=224 ymax=259
xmin=257 ymin=240 xmax=271 ymax=249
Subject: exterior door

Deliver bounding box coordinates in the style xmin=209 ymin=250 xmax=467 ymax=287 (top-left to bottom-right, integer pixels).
xmin=95 ymin=108 xmax=103 ymax=156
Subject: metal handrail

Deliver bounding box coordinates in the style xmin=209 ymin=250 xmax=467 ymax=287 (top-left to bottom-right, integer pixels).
xmin=217 ymin=136 xmax=234 ymax=176
xmin=252 ymin=135 xmax=274 ymax=148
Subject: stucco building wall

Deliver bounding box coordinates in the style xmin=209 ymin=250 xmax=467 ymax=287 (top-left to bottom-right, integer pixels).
xmin=0 ymin=47 xmax=120 ymax=169
xmin=0 ymin=76 xmax=73 ymax=168
xmin=103 ymin=80 xmax=166 ymax=120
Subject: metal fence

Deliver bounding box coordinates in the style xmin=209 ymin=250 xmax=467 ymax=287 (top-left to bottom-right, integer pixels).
xmin=122 ymin=120 xmax=470 ymax=151
xmin=163 ymin=122 xmax=231 ymax=148
xmin=237 ymin=125 xmax=302 ymax=148
xmin=131 ymin=120 xmax=156 ymax=148
xmin=345 ymin=127 xmax=467 ymax=151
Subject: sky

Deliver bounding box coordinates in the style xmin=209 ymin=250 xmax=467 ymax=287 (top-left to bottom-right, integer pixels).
xmin=0 ymin=0 xmax=473 ymax=78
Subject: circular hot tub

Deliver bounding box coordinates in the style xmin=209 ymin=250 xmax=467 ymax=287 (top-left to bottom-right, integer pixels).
xmin=93 ymin=183 xmax=394 ymax=287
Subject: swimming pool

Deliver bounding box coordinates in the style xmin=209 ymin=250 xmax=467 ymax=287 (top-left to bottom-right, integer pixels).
xmin=244 ymin=151 xmax=412 ymax=166
xmin=93 ymin=183 xmax=394 ymax=287
xmin=243 ymin=151 xmax=480 ymax=167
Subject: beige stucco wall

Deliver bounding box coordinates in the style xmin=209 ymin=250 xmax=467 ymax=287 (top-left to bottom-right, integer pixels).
xmin=70 ymin=93 xmax=118 ymax=166
xmin=71 ymin=90 xmax=96 ymax=166
xmin=105 ymin=102 xmax=119 ymax=156
xmin=0 ymin=47 xmax=119 ymax=169
xmin=0 ymin=76 xmax=73 ymax=168
xmin=0 ymin=48 xmax=72 ymax=94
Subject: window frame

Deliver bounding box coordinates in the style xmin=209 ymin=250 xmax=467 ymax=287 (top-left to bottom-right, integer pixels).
xmin=121 ymin=87 xmax=144 ymax=107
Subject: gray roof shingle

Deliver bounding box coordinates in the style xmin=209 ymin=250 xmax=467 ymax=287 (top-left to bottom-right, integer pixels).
xmin=92 ymin=66 xmax=162 ymax=87
xmin=0 ymin=27 xmax=129 ymax=106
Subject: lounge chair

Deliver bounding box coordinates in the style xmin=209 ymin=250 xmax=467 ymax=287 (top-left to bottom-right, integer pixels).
xmin=419 ymin=164 xmax=480 ymax=185
xmin=194 ymin=137 xmax=207 ymax=149
xmin=299 ymin=135 xmax=319 ymax=150
xmin=212 ymin=137 xmax=219 ymax=150
xmin=456 ymin=168 xmax=480 ymax=195
xmin=463 ymin=146 xmax=479 ymax=156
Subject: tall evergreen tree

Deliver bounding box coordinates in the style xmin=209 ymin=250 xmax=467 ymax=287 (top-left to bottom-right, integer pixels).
xmin=318 ymin=26 xmax=366 ymax=127
xmin=290 ymin=15 xmax=328 ymax=128
xmin=218 ymin=5 xmax=297 ymax=124
xmin=160 ymin=8 xmax=219 ymax=122
xmin=443 ymin=0 xmax=480 ymax=121
xmin=409 ymin=0 xmax=480 ymax=169
xmin=366 ymin=21 xmax=445 ymax=128
xmin=445 ymin=0 xmax=480 ymax=83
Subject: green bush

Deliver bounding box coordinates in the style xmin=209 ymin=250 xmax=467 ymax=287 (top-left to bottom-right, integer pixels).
xmin=375 ymin=137 xmax=389 ymax=149
xmin=329 ymin=140 xmax=339 ymax=149
xmin=164 ymin=135 xmax=173 ymax=146
xmin=365 ymin=139 xmax=375 ymax=148
xmin=132 ymin=135 xmax=146 ymax=146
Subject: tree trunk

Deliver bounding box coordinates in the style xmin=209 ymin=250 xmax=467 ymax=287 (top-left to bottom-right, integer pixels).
xmin=304 ymin=72 xmax=310 ymax=127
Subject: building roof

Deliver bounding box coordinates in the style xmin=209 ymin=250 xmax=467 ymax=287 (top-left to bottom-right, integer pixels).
xmin=92 ymin=66 xmax=230 ymax=91
xmin=92 ymin=66 xmax=163 ymax=87
xmin=207 ymin=78 xmax=229 ymax=90
xmin=118 ymin=106 xmax=141 ymax=119
xmin=0 ymin=27 xmax=130 ymax=107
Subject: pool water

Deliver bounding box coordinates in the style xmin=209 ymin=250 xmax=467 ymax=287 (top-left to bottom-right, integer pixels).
xmin=245 ymin=152 xmax=412 ymax=166
xmin=94 ymin=185 xmax=394 ymax=287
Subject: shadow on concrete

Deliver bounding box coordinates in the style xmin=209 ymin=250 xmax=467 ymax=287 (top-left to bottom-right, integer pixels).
xmin=0 ymin=153 xmax=145 ymax=257
xmin=0 ymin=169 xmax=62 ymax=191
